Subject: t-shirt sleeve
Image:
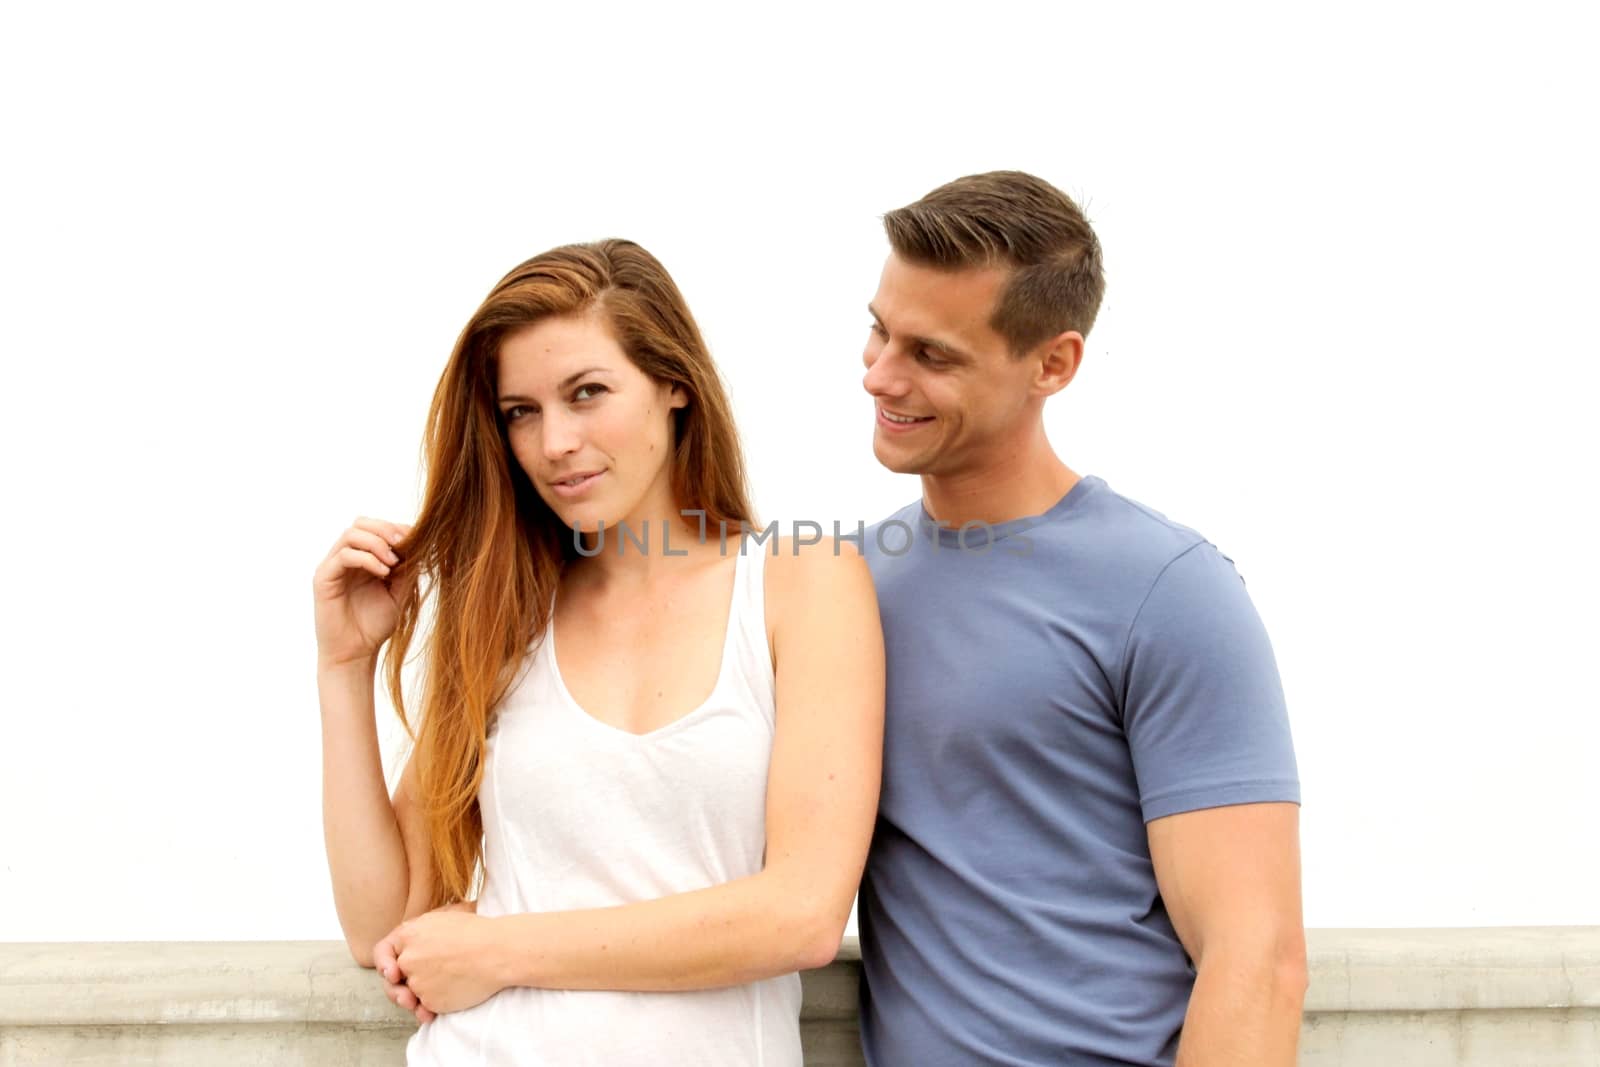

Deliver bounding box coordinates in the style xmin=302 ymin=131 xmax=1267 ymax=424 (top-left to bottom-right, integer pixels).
xmin=1119 ymin=540 xmax=1301 ymax=822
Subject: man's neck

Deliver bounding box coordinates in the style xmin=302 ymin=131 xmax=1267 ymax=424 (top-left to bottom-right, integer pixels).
xmin=920 ymin=437 xmax=1081 ymax=529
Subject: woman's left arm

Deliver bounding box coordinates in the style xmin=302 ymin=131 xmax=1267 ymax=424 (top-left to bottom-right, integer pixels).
xmin=376 ymin=539 xmax=884 ymax=1008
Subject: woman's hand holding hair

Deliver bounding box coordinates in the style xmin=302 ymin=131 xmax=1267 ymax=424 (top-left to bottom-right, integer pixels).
xmin=315 ymin=514 xmax=422 ymax=967
xmin=312 ymin=516 xmax=416 ymax=670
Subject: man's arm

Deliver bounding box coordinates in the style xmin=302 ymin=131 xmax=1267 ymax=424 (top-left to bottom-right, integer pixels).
xmin=487 ymin=539 xmax=885 ymax=990
xmin=1148 ymin=801 xmax=1307 ymax=1067
xmin=1118 ymin=540 xmax=1304 ymax=1061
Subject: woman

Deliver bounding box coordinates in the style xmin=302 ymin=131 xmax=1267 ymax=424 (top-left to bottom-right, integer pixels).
xmin=312 ymin=240 xmax=884 ymax=1065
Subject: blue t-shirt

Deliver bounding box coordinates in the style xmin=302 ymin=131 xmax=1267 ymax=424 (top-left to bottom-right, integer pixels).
xmin=857 ymin=474 xmax=1300 ymax=1067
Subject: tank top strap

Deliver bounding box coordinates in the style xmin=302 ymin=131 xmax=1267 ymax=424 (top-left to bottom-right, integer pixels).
xmin=724 ymin=534 xmax=777 ymax=729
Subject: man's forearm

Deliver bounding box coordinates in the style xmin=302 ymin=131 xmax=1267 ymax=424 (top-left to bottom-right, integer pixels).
xmin=1175 ymin=947 xmax=1307 ymax=1066
xmin=486 ymin=870 xmax=841 ymax=992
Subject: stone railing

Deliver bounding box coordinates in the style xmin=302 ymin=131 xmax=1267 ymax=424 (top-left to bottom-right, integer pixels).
xmin=2 ymin=928 xmax=1596 ymax=1065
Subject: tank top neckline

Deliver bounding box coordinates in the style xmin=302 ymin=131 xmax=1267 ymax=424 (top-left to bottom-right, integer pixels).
xmin=544 ymin=548 xmax=748 ymax=742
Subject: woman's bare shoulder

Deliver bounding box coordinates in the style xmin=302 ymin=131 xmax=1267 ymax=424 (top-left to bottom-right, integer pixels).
xmin=762 ymin=533 xmax=876 ymax=642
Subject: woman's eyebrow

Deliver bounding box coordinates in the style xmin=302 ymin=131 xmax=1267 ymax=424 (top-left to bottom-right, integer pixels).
xmin=499 ymin=367 xmax=613 ymax=403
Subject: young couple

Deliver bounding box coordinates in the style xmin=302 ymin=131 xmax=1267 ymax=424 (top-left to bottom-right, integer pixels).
xmin=314 ymin=171 xmax=1306 ymax=1066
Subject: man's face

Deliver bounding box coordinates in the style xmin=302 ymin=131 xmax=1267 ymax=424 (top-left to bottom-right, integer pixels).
xmin=862 ymin=252 xmax=1039 ymax=477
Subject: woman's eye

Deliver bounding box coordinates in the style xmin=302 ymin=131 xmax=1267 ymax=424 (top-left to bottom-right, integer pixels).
xmin=505 ymin=405 xmax=537 ymax=420
xmin=573 ymin=383 xmax=607 ymax=401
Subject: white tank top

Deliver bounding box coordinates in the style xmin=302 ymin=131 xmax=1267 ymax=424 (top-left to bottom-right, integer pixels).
xmin=407 ymin=544 xmax=803 ymax=1067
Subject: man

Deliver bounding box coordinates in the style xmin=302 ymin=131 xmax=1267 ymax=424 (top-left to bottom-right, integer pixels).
xmin=854 ymin=172 xmax=1306 ymax=1066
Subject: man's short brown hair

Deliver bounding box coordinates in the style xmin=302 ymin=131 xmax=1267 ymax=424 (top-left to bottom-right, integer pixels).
xmin=883 ymin=171 xmax=1105 ymax=355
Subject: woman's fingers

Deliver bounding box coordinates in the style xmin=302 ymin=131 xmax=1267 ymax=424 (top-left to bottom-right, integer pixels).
xmin=347 ymin=527 xmax=403 ymax=568
xmin=380 ymin=951 xmax=436 ymax=1027
xmin=333 ymin=545 xmax=391 ymax=581
xmin=324 ymin=524 xmax=403 ymax=571
xmin=326 ymin=518 xmax=411 ymax=566
xmin=386 ymin=976 xmax=419 ymax=1011
xmin=385 ymin=978 xmax=436 ymax=1024
xmin=350 ymin=515 xmax=412 ymax=544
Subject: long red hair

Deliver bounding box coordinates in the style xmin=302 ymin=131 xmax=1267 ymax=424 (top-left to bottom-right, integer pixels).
xmin=381 ymin=240 xmax=756 ymax=907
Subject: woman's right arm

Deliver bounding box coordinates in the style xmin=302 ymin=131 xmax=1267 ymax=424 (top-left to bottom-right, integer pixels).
xmin=314 ymin=518 xmax=435 ymax=967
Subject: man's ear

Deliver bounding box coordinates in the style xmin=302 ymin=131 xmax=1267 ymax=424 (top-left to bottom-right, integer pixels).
xmin=1033 ymin=330 xmax=1084 ymax=398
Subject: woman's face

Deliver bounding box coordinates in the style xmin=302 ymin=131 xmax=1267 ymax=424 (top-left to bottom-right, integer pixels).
xmin=495 ymin=311 xmax=686 ymax=537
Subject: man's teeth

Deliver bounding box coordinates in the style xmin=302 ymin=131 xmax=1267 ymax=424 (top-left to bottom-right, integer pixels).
xmin=884 ymin=411 xmax=928 ymax=423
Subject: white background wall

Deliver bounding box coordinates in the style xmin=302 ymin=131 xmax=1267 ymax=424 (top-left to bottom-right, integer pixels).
xmin=2 ymin=2 xmax=1595 ymax=942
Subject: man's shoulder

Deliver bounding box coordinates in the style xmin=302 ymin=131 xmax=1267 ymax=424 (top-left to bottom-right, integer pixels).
xmin=1001 ymin=475 xmax=1219 ymax=584
xmin=1078 ymin=478 xmax=1212 ymax=563
xmin=851 ymin=478 xmax=1239 ymax=598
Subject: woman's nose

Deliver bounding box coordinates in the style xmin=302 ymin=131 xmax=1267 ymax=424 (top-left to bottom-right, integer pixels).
xmin=541 ymin=412 xmax=581 ymax=460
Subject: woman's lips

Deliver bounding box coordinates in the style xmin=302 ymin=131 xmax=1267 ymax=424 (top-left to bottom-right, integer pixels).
xmin=550 ymin=471 xmax=605 ymax=498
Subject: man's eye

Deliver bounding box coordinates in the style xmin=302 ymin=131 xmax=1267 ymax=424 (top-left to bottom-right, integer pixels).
xmin=573 ymin=383 xmax=608 ymax=401
xmin=917 ymin=347 xmax=943 ymax=364
xmin=869 ymin=322 xmax=888 ymax=338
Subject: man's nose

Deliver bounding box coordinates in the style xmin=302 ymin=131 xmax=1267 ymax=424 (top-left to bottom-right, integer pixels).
xmin=862 ymin=345 xmax=909 ymax=398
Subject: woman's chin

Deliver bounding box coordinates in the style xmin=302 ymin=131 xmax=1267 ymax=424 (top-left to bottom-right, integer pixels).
xmin=539 ymin=495 xmax=597 ymax=532
xmin=538 ymin=491 xmax=638 ymax=542
xmin=552 ymin=508 xmax=622 ymax=537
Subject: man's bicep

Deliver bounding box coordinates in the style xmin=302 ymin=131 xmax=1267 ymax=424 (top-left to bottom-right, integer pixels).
xmin=1146 ymin=801 xmax=1304 ymax=966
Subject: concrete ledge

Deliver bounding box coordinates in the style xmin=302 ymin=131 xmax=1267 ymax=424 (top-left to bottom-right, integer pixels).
xmin=1302 ymin=927 xmax=1600 ymax=1013
xmin=2 ymin=929 xmax=1596 ymax=1065
xmin=0 ymin=939 xmax=864 ymax=1028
